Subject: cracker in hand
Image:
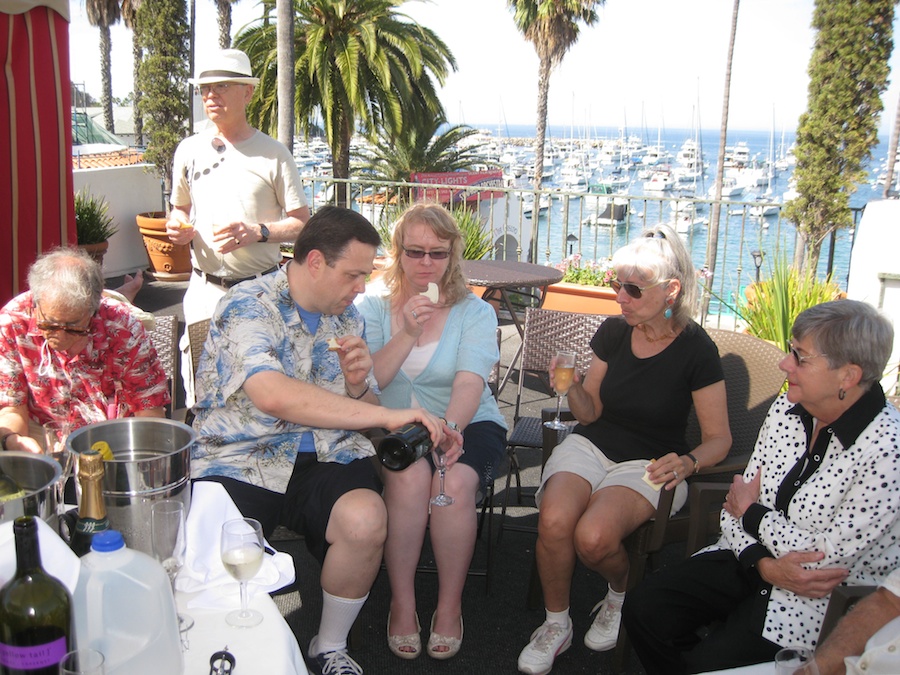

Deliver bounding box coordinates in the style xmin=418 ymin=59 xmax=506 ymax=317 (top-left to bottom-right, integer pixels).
xmin=326 ymin=337 xmax=341 ymax=351
xmin=421 ymin=282 xmax=439 ymax=303
xmin=642 ymin=460 xmax=663 ymax=492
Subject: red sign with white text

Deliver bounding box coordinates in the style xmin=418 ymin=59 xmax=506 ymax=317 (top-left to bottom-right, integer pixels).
xmin=411 ymin=170 xmax=505 ymax=203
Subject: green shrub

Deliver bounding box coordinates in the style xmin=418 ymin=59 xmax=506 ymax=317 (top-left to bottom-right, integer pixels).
xmin=74 ymin=188 xmax=118 ymax=245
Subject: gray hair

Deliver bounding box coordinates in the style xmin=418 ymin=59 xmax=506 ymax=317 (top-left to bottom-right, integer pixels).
xmin=27 ymin=247 xmax=104 ymax=314
xmin=611 ymin=224 xmax=698 ymax=326
xmin=793 ymin=299 xmax=894 ymax=389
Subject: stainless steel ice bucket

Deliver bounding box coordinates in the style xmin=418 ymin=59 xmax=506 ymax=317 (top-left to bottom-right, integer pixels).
xmin=67 ymin=418 xmax=194 ymax=555
xmin=0 ymin=452 xmax=62 ymax=530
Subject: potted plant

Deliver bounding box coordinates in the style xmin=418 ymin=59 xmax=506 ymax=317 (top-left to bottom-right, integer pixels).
xmin=75 ymin=188 xmax=119 ymax=267
xmin=542 ymin=255 xmax=622 ymax=315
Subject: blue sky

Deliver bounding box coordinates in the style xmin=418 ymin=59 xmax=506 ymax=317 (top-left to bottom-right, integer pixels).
xmin=68 ymin=0 xmax=900 ymax=135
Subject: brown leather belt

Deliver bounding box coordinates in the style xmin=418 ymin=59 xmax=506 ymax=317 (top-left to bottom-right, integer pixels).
xmin=192 ymin=266 xmax=278 ymax=289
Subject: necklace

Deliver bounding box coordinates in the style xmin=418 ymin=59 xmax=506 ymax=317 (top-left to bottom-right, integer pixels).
xmin=636 ymin=324 xmax=676 ymax=343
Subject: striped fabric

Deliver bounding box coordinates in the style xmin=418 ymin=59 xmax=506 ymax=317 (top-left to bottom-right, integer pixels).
xmin=0 ymin=1 xmax=75 ymax=303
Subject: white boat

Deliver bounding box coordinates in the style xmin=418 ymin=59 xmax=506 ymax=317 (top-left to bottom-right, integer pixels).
xmin=748 ymin=197 xmax=780 ymax=218
xmin=643 ymin=170 xmax=675 ymax=192
xmin=708 ymin=177 xmax=744 ymax=199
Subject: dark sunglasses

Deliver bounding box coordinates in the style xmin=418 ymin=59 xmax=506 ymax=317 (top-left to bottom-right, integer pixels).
xmin=402 ymin=247 xmax=450 ymax=260
xmin=610 ymin=278 xmax=670 ymax=300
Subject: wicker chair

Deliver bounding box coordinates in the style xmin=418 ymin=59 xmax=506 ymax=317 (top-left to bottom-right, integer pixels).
xmin=527 ymin=327 xmax=787 ymax=673
xmin=497 ymin=308 xmax=609 ymax=541
xmin=147 ymin=314 xmax=179 ymax=417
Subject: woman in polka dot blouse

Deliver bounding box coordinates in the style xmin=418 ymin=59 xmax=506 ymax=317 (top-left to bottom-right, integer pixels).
xmin=624 ymin=299 xmax=900 ymax=674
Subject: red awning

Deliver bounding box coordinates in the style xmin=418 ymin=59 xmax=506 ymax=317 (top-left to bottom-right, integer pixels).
xmin=1 ymin=0 xmax=75 ymax=303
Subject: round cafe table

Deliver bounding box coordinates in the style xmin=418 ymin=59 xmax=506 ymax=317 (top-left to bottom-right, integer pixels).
xmin=462 ymin=259 xmax=563 ymax=392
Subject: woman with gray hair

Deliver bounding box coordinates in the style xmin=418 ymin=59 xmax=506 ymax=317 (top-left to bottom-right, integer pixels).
xmin=625 ymin=299 xmax=900 ymax=674
xmin=518 ymin=224 xmax=731 ymax=675
xmin=0 ymin=247 xmax=168 ymax=455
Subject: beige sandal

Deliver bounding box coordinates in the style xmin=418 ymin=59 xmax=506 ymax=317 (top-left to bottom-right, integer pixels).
xmin=387 ymin=611 xmax=421 ymax=660
xmin=427 ymin=612 xmax=463 ymax=660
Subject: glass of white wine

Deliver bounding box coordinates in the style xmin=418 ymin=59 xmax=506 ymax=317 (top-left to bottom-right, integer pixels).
xmin=220 ymin=517 xmax=264 ymax=628
xmin=544 ymin=350 xmax=577 ymax=431
xmin=150 ymin=500 xmax=194 ymax=641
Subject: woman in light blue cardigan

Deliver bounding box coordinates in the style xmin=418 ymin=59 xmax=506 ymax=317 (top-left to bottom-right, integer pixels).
xmin=358 ymin=203 xmax=506 ymax=662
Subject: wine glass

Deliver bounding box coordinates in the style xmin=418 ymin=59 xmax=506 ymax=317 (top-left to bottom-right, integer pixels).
xmin=544 ymin=351 xmax=576 ymax=430
xmin=220 ymin=518 xmax=264 ymax=627
xmin=59 ymin=648 xmax=106 ymax=675
xmin=150 ymin=500 xmax=194 ymax=638
xmin=43 ymin=420 xmax=72 ymax=511
xmin=430 ymin=443 xmax=454 ymax=507
xmin=775 ymin=647 xmax=820 ymax=675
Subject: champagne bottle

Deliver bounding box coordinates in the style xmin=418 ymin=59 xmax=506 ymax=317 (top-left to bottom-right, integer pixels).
xmin=0 ymin=516 xmax=73 ymax=675
xmin=70 ymin=450 xmax=109 ymax=557
xmin=0 ymin=465 xmax=25 ymax=505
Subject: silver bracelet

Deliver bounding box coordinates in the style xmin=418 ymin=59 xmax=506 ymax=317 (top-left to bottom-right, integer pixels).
xmin=346 ymin=379 xmax=370 ymax=400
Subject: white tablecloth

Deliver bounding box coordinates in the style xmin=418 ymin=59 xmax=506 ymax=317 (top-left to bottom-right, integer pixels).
xmin=177 ymin=589 xmax=308 ymax=674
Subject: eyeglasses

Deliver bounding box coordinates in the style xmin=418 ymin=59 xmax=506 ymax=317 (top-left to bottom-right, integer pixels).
xmin=788 ymin=343 xmax=828 ymax=367
xmin=196 ymin=82 xmax=240 ymax=97
xmin=402 ymin=247 xmax=450 ymax=260
xmin=643 ymin=230 xmax=668 ymax=240
xmin=35 ymin=306 xmax=93 ymax=336
xmin=610 ymin=278 xmax=670 ymax=300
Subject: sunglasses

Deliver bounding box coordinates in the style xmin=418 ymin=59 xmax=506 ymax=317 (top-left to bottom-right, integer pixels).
xmin=196 ymin=82 xmax=241 ymax=97
xmin=788 ymin=343 xmax=827 ymax=367
xmin=402 ymin=247 xmax=450 ymax=260
xmin=610 ymin=278 xmax=670 ymax=300
xmin=35 ymin=306 xmax=93 ymax=336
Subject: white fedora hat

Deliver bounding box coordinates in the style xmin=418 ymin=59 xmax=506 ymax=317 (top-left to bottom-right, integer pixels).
xmin=190 ymin=49 xmax=260 ymax=86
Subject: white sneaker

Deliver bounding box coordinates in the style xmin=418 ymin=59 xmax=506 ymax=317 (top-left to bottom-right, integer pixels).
xmin=583 ymin=596 xmax=622 ymax=652
xmin=517 ymin=620 xmax=573 ymax=675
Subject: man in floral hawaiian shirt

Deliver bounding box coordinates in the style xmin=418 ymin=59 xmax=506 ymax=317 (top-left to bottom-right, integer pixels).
xmin=191 ymin=206 xmax=461 ymax=675
xmin=0 ymin=248 xmax=169 ymax=453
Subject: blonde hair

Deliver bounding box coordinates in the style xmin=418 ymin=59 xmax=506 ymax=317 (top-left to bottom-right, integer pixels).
xmin=382 ymin=203 xmax=469 ymax=306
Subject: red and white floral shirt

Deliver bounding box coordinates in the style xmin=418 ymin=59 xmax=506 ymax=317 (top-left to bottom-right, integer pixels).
xmin=0 ymin=291 xmax=170 ymax=428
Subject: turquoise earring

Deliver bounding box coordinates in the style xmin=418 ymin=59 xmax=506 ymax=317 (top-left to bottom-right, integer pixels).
xmin=664 ymin=297 xmax=674 ymax=320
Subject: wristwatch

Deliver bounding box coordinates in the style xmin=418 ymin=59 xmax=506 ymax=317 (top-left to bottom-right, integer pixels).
xmin=258 ymin=223 xmax=270 ymax=243
xmin=440 ymin=418 xmax=460 ymax=432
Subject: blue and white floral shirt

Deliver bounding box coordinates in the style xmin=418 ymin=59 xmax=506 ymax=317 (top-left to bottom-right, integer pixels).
xmin=191 ymin=267 xmax=374 ymax=493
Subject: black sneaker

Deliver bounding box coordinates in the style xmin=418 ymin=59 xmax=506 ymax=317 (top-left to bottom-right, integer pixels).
xmin=309 ymin=636 xmax=363 ymax=675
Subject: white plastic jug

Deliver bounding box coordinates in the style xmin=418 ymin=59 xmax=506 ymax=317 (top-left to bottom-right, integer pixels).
xmin=72 ymin=530 xmax=182 ymax=675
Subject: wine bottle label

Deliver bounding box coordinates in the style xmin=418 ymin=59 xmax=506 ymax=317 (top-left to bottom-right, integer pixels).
xmin=0 ymin=636 xmax=67 ymax=668
xmin=74 ymin=517 xmax=110 ymax=535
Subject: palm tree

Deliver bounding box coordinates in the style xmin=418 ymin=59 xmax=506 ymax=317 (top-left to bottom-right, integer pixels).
xmin=215 ymin=0 xmax=236 ymax=47
xmin=120 ymin=0 xmax=142 ymax=146
xmin=86 ymin=0 xmax=122 ymax=133
xmin=507 ymin=0 xmax=600 ymax=190
xmin=235 ymin=0 xmax=455 ymax=202
xmin=700 ymin=0 xmax=740 ymax=322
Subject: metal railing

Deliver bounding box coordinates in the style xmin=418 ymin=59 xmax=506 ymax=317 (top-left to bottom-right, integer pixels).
xmin=300 ymin=173 xmax=863 ymax=325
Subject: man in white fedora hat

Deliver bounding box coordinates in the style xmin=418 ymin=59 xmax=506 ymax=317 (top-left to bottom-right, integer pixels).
xmin=166 ymin=48 xmax=309 ymax=407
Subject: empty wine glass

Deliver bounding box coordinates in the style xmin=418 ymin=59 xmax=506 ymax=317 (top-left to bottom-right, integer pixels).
xmin=59 ymin=648 xmax=106 ymax=675
xmin=430 ymin=442 xmax=454 ymax=507
xmin=220 ymin=518 xmax=264 ymax=627
xmin=775 ymin=647 xmax=820 ymax=675
xmin=43 ymin=419 xmax=72 ymax=512
xmin=150 ymin=500 xmax=194 ymax=638
xmin=545 ymin=350 xmax=576 ymax=430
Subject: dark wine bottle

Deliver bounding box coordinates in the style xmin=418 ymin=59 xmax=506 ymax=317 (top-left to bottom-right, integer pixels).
xmin=0 ymin=516 xmax=73 ymax=675
xmin=70 ymin=450 xmax=109 ymax=557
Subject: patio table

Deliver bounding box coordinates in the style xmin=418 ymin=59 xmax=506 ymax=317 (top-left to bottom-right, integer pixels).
xmin=462 ymin=259 xmax=563 ymax=392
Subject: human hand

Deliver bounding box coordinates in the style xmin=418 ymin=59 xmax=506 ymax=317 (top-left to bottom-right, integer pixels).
xmin=3 ymin=432 xmax=42 ymax=454
xmin=166 ymin=215 xmax=194 ymax=244
xmin=757 ymin=551 xmax=849 ymax=598
xmin=645 ymin=452 xmax=688 ymax=490
xmin=723 ymin=472 xmax=761 ymax=518
xmin=402 ymin=296 xmax=436 ymax=337
xmin=212 ymin=221 xmax=254 ymax=254
xmin=333 ymin=336 xmax=373 ymax=390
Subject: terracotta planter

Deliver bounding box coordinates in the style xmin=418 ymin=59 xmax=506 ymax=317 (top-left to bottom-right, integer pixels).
xmin=79 ymin=241 xmax=109 ymax=268
xmin=136 ymin=212 xmax=191 ymax=281
xmin=541 ymin=282 xmax=622 ymax=315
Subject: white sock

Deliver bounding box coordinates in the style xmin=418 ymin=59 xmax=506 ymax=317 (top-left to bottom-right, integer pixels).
xmin=606 ymin=587 xmax=626 ymax=606
xmin=546 ymin=608 xmax=570 ymax=628
xmin=314 ymin=590 xmax=368 ymax=654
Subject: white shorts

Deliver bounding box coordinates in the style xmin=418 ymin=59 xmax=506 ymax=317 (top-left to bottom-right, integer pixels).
xmin=536 ymin=433 xmax=688 ymax=515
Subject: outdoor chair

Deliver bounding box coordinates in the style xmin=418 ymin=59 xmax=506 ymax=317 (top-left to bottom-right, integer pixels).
xmin=147 ymin=314 xmax=179 ymax=418
xmin=497 ymin=308 xmax=610 ymax=542
xmin=525 ymin=327 xmax=786 ymax=674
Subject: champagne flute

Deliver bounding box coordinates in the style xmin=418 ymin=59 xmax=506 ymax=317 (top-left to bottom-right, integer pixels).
xmin=150 ymin=500 xmax=194 ymax=638
xmin=220 ymin=518 xmax=264 ymax=627
xmin=775 ymin=647 xmax=820 ymax=675
xmin=43 ymin=420 xmax=72 ymax=512
xmin=545 ymin=350 xmax=576 ymax=430
xmin=430 ymin=444 xmax=454 ymax=507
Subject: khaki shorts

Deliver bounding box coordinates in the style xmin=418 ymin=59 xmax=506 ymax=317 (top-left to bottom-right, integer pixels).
xmin=536 ymin=433 xmax=688 ymax=515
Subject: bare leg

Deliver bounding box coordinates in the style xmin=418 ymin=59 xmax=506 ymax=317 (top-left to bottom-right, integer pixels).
xmin=535 ymin=472 xmax=593 ymax=612
xmin=574 ymin=486 xmax=656 ymax=592
xmin=428 ymin=463 xmax=480 ymax=641
xmin=117 ymin=270 xmax=144 ymax=303
xmin=321 ymin=488 xmax=387 ymax=599
xmin=383 ymin=460 xmax=432 ymax=637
